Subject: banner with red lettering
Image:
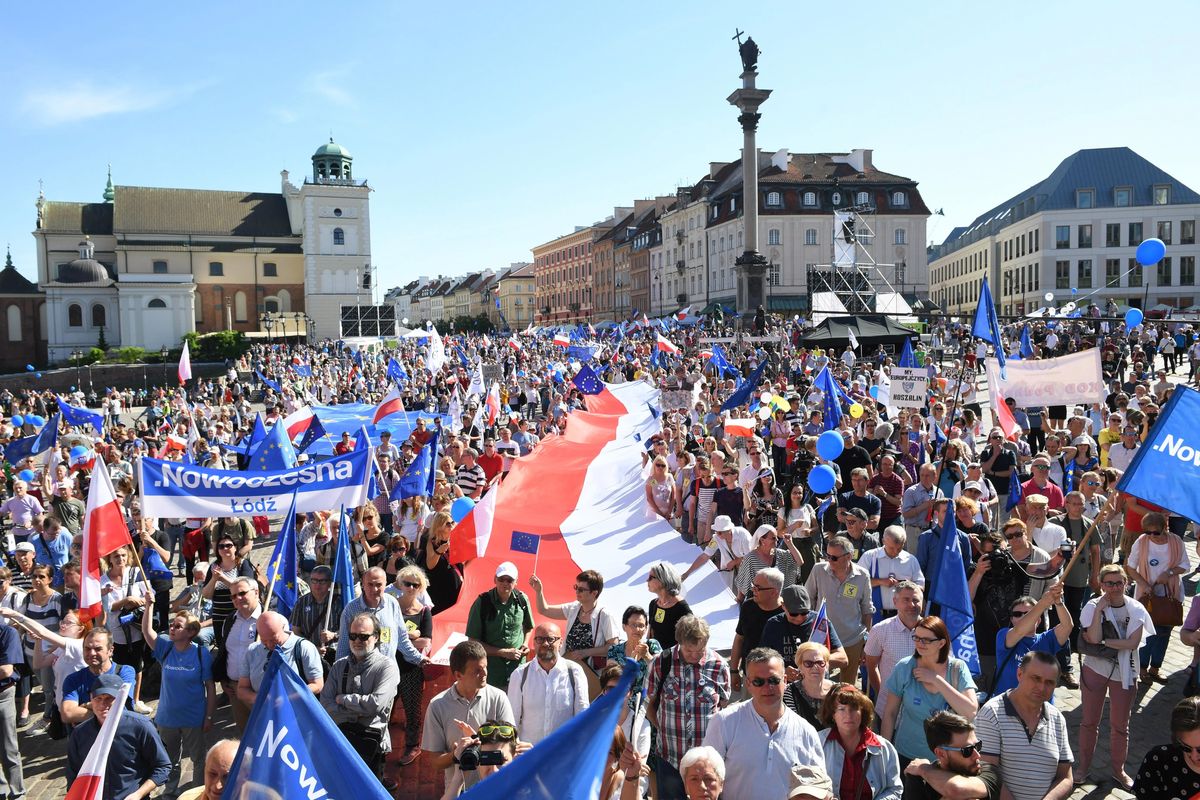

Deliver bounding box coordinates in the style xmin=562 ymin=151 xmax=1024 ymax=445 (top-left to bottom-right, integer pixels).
xmin=983 ymin=348 xmax=1103 ymax=407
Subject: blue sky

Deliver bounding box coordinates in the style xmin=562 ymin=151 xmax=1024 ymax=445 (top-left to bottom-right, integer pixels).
xmin=2 ymin=2 xmax=1196 ymax=293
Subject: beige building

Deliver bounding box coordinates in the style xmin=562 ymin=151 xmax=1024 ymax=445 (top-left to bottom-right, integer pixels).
xmin=657 ymin=185 xmax=712 ymax=313
xmin=496 ymin=262 xmax=535 ymax=329
xmin=929 ymin=147 xmax=1200 ymax=317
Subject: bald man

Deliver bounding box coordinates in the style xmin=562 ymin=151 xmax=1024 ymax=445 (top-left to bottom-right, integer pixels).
xmin=238 ymin=611 xmax=324 ymax=709
xmin=505 ymin=623 xmax=588 ymax=744
xmin=177 ymin=740 xmax=239 ymax=800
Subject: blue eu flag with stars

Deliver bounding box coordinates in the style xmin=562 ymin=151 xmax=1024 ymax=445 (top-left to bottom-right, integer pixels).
xmin=387 ymin=357 xmax=408 ymax=384
xmin=265 ymin=490 xmax=299 ymax=617
xmin=247 ymin=421 xmax=298 ymax=471
xmin=255 ymin=370 xmax=282 ymax=393
xmin=296 ymin=413 xmax=327 ymax=454
xmin=510 ymin=531 xmax=541 ymax=555
xmin=392 ymin=437 xmax=433 ymax=501
xmin=572 ymin=364 xmax=604 ymax=395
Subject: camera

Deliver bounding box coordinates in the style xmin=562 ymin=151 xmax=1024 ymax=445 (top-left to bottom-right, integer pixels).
xmin=1059 ymin=540 xmax=1075 ymax=558
xmin=982 ymin=548 xmax=1015 ymax=577
xmin=459 ymin=744 xmax=506 ymax=771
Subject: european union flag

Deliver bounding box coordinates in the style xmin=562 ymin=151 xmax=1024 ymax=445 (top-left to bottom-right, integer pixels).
xmin=293 ymin=362 xmax=313 ymax=378
xmin=352 ymin=350 xmax=364 ymax=368
xmin=247 ymin=421 xmax=298 ymax=471
xmin=55 ymin=396 xmax=104 ymax=432
xmin=1019 ymin=324 xmax=1035 ymax=359
xmin=456 ymin=346 xmax=470 ymax=367
xmin=295 ymin=414 xmax=327 ymax=454
xmin=387 ymin=357 xmax=408 ymax=384
xmin=222 ymin=650 xmax=389 ymax=800
xmin=709 ymin=344 xmax=734 ymax=378
xmin=971 ymin=276 xmax=1006 ymax=379
xmin=898 ymin=337 xmax=917 ymax=368
xmin=813 ymin=366 xmax=844 ymax=431
xmin=332 ymin=506 xmax=358 ymax=602
xmin=4 ymin=413 xmax=58 ymax=465
xmin=423 ymin=429 xmax=440 ymax=497
xmin=572 ymin=364 xmax=604 ymax=395
xmin=1006 ymin=468 xmax=1024 ymax=512
xmin=265 ymin=490 xmax=299 ymax=617
xmin=247 ymin=413 xmax=267 ymax=452
xmin=255 ymin=370 xmax=282 ymax=394
xmin=931 ymin=505 xmax=981 ymax=675
xmin=510 ymin=530 xmax=541 ymax=555
xmin=392 ymin=436 xmax=433 ymax=500
xmin=459 ymin=659 xmax=636 ymax=800
xmin=719 ymin=359 xmax=767 ymax=412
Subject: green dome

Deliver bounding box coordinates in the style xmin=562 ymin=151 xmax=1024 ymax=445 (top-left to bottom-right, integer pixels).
xmin=314 ymin=138 xmax=352 ymax=159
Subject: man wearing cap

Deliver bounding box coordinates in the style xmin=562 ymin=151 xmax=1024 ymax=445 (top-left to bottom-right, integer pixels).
xmin=1019 ymin=456 xmax=1064 ymax=513
xmin=1024 ymin=495 xmax=1067 ymax=554
xmin=466 ymin=562 xmax=534 ymax=689
xmin=47 ymin=483 xmax=86 ymax=536
xmin=952 ymin=466 xmax=996 ymax=528
xmin=760 ymin=586 xmax=848 ymax=678
xmin=838 ymin=468 xmax=882 ymax=532
xmin=859 ymin=526 xmax=924 ymax=619
xmin=682 ymin=516 xmax=751 ymax=592
xmin=66 ymin=673 xmax=170 ymax=800
xmin=837 ymin=508 xmax=879 ymax=564
xmin=788 ymin=763 xmax=836 ymax=800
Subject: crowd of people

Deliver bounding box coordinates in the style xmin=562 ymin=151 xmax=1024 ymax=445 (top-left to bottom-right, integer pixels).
xmin=0 ymin=309 xmax=1199 ymax=799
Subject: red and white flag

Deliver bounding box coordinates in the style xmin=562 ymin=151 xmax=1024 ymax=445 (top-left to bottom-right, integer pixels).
xmin=485 ymin=382 xmax=501 ymax=426
xmin=994 ymin=392 xmax=1022 ymax=441
xmin=282 ymin=406 xmax=316 ymax=440
xmin=656 ymin=334 xmax=679 ymax=355
xmin=372 ymin=384 xmax=406 ymax=424
xmin=79 ymin=466 xmax=133 ymax=622
xmin=552 ymin=333 xmax=570 ymax=347
xmin=482 ymin=335 xmax=492 ymax=348
xmin=177 ymin=341 xmax=192 ymax=384
xmin=448 ymin=485 xmax=498 ymax=564
xmin=724 ymin=418 xmax=758 ymax=438
xmin=588 ymin=323 xmax=597 ymax=337
xmin=507 ymin=337 xmax=523 ymax=352
xmin=64 ymin=682 xmax=130 ymax=800
xmin=676 ymin=305 xmax=692 ymax=320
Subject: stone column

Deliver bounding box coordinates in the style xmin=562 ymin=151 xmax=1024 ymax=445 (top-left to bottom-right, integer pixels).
xmin=728 ymin=68 xmax=772 ymax=320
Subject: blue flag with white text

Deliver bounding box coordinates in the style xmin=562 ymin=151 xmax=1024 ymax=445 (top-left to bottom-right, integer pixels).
xmin=1116 ymin=385 xmax=1200 ymax=522
xmin=931 ymin=506 xmax=980 ymax=675
xmin=222 ymin=650 xmax=388 ymax=800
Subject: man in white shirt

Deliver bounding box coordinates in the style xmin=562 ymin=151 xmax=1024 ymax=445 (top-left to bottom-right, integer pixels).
xmin=864 ymin=581 xmax=923 ymax=716
xmin=1025 ymin=496 xmax=1068 ymax=555
xmin=506 ymin=622 xmax=587 ymax=744
xmin=1107 ymin=426 xmax=1140 ymax=475
xmin=858 ymin=527 xmax=925 ymax=617
xmin=702 ymin=647 xmax=824 ymax=800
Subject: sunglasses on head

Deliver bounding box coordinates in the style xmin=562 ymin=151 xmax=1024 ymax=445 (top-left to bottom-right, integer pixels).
xmin=479 ymin=724 xmax=516 ymax=739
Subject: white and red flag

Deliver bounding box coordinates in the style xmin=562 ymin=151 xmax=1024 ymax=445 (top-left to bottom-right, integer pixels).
xmin=724 ymin=418 xmax=758 ymax=438
xmin=656 ymin=334 xmax=679 ymax=355
xmin=64 ymin=682 xmax=131 ymax=800
xmin=994 ymin=392 xmax=1023 ymax=441
xmin=676 ymin=305 xmax=692 ymax=320
xmin=448 ymin=485 xmax=498 ymax=564
xmin=552 ymin=332 xmax=570 ymax=347
xmin=485 ymin=382 xmax=501 ymax=426
xmin=79 ymin=466 xmax=133 ymax=622
xmin=282 ymin=406 xmax=316 ymax=440
xmin=507 ymin=337 xmax=523 ymax=352
xmin=177 ymin=341 xmax=192 ymax=384
xmin=372 ymin=384 xmax=406 ymax=424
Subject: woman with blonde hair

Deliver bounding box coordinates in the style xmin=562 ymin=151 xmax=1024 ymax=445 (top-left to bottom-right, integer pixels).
xmin=415 ymin=511 xmax=461 ymax=615
xmin=784 ymin=641 xmax=836 ymax=730
xmin=390 ymin=565 xmax=432 ymax=765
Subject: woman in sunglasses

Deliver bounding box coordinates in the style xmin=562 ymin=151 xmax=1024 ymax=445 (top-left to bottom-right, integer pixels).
xmin=784 ymin=641 xmax=836 ymax=731
xmin=102 ymin=545 xmax=153 ymax=714
xmin=880 ymin=615 xmax=978 ymax=765
xmin=818 ymin=683 xmax=903 ymax=800
xmin=415 ymin=511 xmax=462 ymax=616
xmin=389 ymin=566 xmax=433 ymax=766
xmin=201 ymin=534 xmax=258 ymax=636
xmin=1134 ymin=696 xmax=1200 ymax=798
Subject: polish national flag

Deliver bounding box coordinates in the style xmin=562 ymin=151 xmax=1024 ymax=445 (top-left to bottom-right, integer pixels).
xmin=64 ymin=682 xmax=131 ymax=800
xmin=485 ymin=382 xmax=501 ymax=426
xmin=79 ymin=466 xmax=133 ymax=622
xmin=995 ymin=392 xmax=1022 ymax=441
xmin=552 ymin=333 xmax=570 ymax=347
xmin=164 ymin=433 xmax=187 ymax=451
xmin=641 ymin=314 xmax=650 ymax=329
xmin=676 ymin=305 xmax=692 ymax=320
xmin=700 ymin=349 xmax=713 ymax=360
xmin=372 ymin=384 xmax=406 ymax=424
xmin=482 ymin=335 xmax=492 ymax=348
xmin=447 ymin=485 xmax=498 ymax=564
xmin=282 ymin=406 xmax=316 ymax=440
xmin=656 ymin=334 xmax=679 ymax=355
xmin=588 ymin=323 xmax=597 ymax=337
xmin=508 ymin=337 xmax=523 ymax=352
xmin=724 ymin=418 xmax=758 ymax=438
xmin=177 ymin=341 xmax=192 ymax=384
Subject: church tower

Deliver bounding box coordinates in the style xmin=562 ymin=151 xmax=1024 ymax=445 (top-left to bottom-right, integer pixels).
xmin=283 ymin=138 xmax=373 ymax=339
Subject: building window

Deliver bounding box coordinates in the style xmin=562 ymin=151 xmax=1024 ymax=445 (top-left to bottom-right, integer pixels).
xmin=856 ymin=191 xmax=869 ymax=205
xmin=894 ymin=228 xmax=907 ymax=245
xmin=1129 ymin=222 xmax=1143 ymax=246
xmin=1182 ymin=256 xmax=1196 ymax=286
xmin=1031 ymin=230 xmax=1038 ymax=251
xmin=766 ymin=191 xmax=782 ymax=207
xmin=803 ymin=191 xmax=817 ymax=207
xmin=831 ymin=191 xmax=842 ymax=206
xmin=1078 ymin=259 xmax=1093 ymax=288
xmin=1055 ymin=261 xmax=1070 ymax=289
xmin=333 ymin=227 xmax=345 ymax=245
xmin=1114 ymin=187 xmax=1132 ymax=207
xmin=263 ymin=262 xmax=278 ymax=277
xmin=1129 ymin=258 xmax=1142 ymax=287
xmin=264 ymin=299 xmax=279 ymax=314
xmin=805 ymin=229 xmax=818 ymax=246
xmin=1106 ymin=223 xmax=1120 ymax=247
xmin=1076 ymin=189 xmax=1095 ymax=209
xmin=209 ymin=262 xmax=224 ymax=277
xmin=152 ymin=260 xmax=168 ymax=274
xmin=1158 ymin=221 xmax=1173 ymax=244
xmin=6 ymin=306 xmax=21 ymax=342
xmin=91 ymin=304 xmax=106 ymax=328
xmin=1106 ymin=259 xmax=1121 ymax=287
xmin=234 ymin=291 xmax=248 ymax=322
xmin=1153 ymin=185 xmax=1170 ymax=205
xmin=892 ymin=191 xmax=906 ymax=207
xmin=769 ymin=263 xmax=780 ymax=286
xmin=147 ymin=298 xmax=167 ymax=309
xmin=1055 ymin=226 xmax=1070 ymax=249
xmin=1184 ymin=220 xmax=1196 ymax=245
xmin=1159 ymin=257 xmax=1172 ymax=286
xmin=767 ymin=228 xmax=781 ymax=246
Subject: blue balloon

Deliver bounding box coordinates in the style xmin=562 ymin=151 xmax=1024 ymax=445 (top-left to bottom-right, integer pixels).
xmin=816 ymin=430 xmax=845 ymax=461
xmin=34 ymin=373 xmax=41 ymax=379
xmin=807 ymin=464 xmax=837 ymax=495
xmin=1125 ymin=308 xmax=1144 ymax=329
xmin=869 ymin=386 xmax=880 ymax=400
xmin=1136 ymin=237 xmax=1166 ymax=267
xmin=17 ymin=470 xmax=35 ymax=483
xmin=24 ymin=364 xmax=33 ymax=372
xmin=25 ymin=415 xmax=43 ymax=428
xmin=450 ymin=496 xmax=476 ymax=524
xmin=1071 ymin=287 xmax=1078 ymax=295
xmin=69 ymin=445 xmax=88 ymax=459
xmin=10 ymin=415 xmax=23 ymax=427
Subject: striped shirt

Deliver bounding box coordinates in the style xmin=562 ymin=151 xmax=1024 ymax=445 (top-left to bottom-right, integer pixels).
xmin=455 ymin=464 xmax=487 ymax=497
xmin=976 ymin=691 xmax=1072 ymax=800
xmin=862 ymin=614 xmax=916 ymax=713
xmin=645 ymin=646 xmax=731 ymax=768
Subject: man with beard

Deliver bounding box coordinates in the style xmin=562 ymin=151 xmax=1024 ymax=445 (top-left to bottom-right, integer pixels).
xmin=506 ymin=622 xmax=588 ymax=744
xmin=903 ymin=710 xmax=1002 ymax=799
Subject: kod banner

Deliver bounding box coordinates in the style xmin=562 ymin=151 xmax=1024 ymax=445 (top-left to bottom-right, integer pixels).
xmin=887 ymin=366 xmax=928 ymax=409
xmin=139 ymin=447 xmax=371 ymax=518
xmin=982 ymin=348 xmax=1103 ymax=407
xmin=1117 ymin=385 xmax=1200 ymax=523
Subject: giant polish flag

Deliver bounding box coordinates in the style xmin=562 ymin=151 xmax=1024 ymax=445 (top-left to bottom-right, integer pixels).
xmin=432 ymin=379 xmax=737 ymax=652
xmin=372 ymin=384 xmax=406 ymax=424
xmin=80 ymin=466 xmax=133 ymax=622
xmin=64 ymin=683 xmax=130 ymax=800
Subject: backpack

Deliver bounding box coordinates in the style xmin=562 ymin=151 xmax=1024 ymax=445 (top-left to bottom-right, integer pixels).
xmin=477 ymin=589 xmax=530 ymax=624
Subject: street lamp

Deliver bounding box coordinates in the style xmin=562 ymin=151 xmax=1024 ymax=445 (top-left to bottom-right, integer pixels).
xmin=160 ymin=345 xmax=169 ymax=390
xmin=71 ymin=349 xmax=82 ymax=392
xmin=263 ymin=312 xmax=275 ymax=342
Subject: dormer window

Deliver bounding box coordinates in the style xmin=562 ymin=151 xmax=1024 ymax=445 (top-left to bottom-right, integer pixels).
xmin=803 ymin=191 xmax=817 ymax=207
xmin=856 ymin=191 xmax=869 ymax=205
xmin=1076 ymin=189 xmax=1095 ymax=209
xmin=766 ymin=191 xmax=782 ymax=208
xmin=1154 ymin=185 xmax=1170 ymax=205
xmin=831 ymin=191 xmax=842 ymax=206
xmin=891 ymin=191 xmax=906 ymax=207
xmin=1114 ymin=187 xmax=1131 ymax=207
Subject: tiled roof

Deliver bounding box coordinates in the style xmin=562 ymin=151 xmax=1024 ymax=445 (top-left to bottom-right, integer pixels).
xmin=0 ymin=265 xmax=39 ymax=295
xmin=112 ymin=186 xmax=296 ymax=237
xmin=760 ymin=153 xmax=914 ymax=185
xmin=41 ymin=202 xmax=113 ymax=235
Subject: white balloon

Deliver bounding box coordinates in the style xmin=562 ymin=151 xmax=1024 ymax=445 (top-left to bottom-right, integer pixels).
xmin=1044 ymin=292 xmax=1054 ymax=302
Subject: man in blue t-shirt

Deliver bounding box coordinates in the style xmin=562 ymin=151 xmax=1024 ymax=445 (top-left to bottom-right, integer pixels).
xmin=60 ymin=628 xmax=137 ymax=724
xmin=990 ymin=582 xmax=1071 ymax=698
